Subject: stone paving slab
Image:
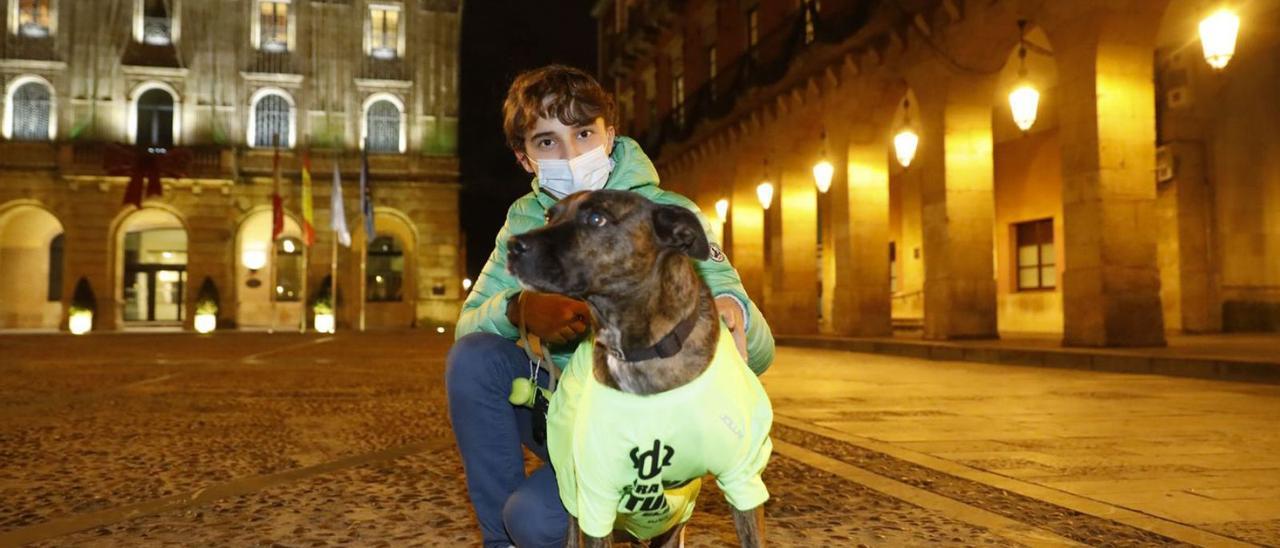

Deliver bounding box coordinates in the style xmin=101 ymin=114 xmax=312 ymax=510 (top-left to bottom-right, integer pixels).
xmin=762 ymin=345 xmax=1280 ymax=546
xmin=4 ymin=331 xmax=1278 ymax=546
xmin=777 ymin=333 xmax=1280 ymax=384
xmin=0 ymin=331 xmax=1017 ymax=547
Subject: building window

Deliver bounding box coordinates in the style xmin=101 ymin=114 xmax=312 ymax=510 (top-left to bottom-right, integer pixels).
xmin=889 ymin=242 xmax=898 ymax=293
xmin=17 ymin=0 xmax=52 ymax=37
xmin=250 ymin=91 xmax=293 ymax=148
xmin=7 ymin=79 xmax=53 ymax=141
xmin=274 ymin=236 xmax=302 ymax=302
xmin=364 ymin=98 xmax=402 ymax=153
xmin=368 ymin=4 xmax=400 ymax=60
xmin=135 ymin=87 xmax=175 ymax=147
xmin=1015 ymin=219 xmax=1055 ymax=291
xmin=48 ymin=233 xmax=63 ymax=302
xmin=746 ymin=8 xmax=759 ymax=52
xmin=671 ymin=55 xmax=685 ymax=127
xmin=258 ymin=0 xmax=288 ymax=52
xmin=366 ymin=235 xmax=403 ymax=302
xmin=141 ymin=0 xmax=172 ymax=45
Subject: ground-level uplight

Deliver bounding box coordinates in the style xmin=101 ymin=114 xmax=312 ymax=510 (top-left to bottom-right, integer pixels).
xmin=314 ymin=312 xmax=335 ymax=334
xmin=68 ymin=310 xmax=92 ymax=335
xmin=194 ymin=313 xmax=217 ymax=334
xmin=1199 ymin=9 xmax=1240 ymax=70
xmin=436 ymin=326 xmax=446 ymax=334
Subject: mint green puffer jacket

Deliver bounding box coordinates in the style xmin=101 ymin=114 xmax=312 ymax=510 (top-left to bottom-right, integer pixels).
xmin=455 ymin=137 xmax=774 ymax=375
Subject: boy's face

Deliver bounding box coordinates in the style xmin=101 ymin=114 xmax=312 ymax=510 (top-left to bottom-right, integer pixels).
xmin=514 ymin=115 xmax=616 ymax=174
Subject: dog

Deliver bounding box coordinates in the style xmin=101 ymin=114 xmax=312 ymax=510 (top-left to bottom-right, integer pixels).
xmin=508 ymin=190 xmax=772 ymax=548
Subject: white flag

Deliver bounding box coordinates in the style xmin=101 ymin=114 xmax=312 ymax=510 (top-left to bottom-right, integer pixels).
xmin=331 ymin=159 xmax=352 ymax=247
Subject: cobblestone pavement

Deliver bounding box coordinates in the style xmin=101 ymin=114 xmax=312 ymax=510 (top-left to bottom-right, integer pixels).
xmin=0 ymin=331 xmax=1275 ymax=546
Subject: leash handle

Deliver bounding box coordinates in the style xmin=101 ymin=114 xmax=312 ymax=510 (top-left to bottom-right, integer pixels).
xmin=516 ymin=292 xmax=559 ymax=392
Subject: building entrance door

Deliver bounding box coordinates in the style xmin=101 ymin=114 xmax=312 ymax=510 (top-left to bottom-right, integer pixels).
xmin=123 ymin=266 xmax=186 ymax=322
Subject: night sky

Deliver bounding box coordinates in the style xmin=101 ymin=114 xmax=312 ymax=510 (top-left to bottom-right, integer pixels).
xmin=458 ymin=0 xmax=598 ymax=278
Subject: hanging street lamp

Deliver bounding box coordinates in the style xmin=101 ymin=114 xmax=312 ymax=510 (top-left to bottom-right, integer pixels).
xmin=1199 ymin=8 xmax=1240 ymax=70
xmin=813 ymin=127 xmax=833 ymax=193
xmin=1008 ymin=20 xmax=1041 ymax=132
xmin=893 ymin=97 xmax=918 ymax=168
xmin=756 ymin=182 xmax=774 ymax=210
xmin=714 ymin=198 xmax=730 ymax=223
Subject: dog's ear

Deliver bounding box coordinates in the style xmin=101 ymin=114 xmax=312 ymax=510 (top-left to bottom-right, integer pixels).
xmin=651 ymin=204 xmax=711 ymax=260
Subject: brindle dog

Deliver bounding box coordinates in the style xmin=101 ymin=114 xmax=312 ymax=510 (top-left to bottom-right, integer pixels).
xmin=507 ymin=190 xmax=766 ymax=548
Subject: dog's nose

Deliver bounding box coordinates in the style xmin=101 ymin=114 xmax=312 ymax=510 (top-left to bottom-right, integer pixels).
xmin=509 ymin=236 xmax=530 ymax=256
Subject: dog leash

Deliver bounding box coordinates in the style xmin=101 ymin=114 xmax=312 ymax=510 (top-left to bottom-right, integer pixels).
xmin=516 ymin=292 xmax=560 ymax=392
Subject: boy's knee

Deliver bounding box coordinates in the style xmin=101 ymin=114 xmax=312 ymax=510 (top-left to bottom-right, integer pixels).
xmin=446 ymin=333 xmax=511 ymax=394
xmin=502 ymin=492 xmax=567 ymax=548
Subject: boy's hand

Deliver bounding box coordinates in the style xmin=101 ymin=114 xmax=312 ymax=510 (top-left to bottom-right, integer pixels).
xmin=715 ymin=295 xmax=749 ymax=361
xmin=508 ymin=291 xmax=591 ymax=345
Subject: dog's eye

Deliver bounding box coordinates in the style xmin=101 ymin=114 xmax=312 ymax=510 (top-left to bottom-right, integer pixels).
xmin=585 ymin=212 xmax=608 ymax=227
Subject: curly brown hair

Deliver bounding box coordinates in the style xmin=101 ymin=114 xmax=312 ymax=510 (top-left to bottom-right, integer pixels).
xmin=502 ymin=64 xmax=618 ymax=152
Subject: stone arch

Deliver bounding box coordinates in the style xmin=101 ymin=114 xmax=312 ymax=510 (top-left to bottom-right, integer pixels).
xmin=234 ymin=207 xmax=305 ymax=328
xmin=0 ymin=200 xmax=65 ymax=329
xmin=128 ymin=80 xmax=182 ymax=146
xmin=988 ymin=23 xmax=1066 ymax=336
xmin=247 ymin=87 xmax=297 ymax=148
xmin=109 ymin=205 xmax=189 ymax=326
xmin=363 ymin=206 xmax=417 ymax=328
xmin=3 ymin=74 xmax=57 ymax=141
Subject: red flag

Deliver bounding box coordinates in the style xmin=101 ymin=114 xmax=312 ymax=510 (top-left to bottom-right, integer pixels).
xmin=271 ymin=141 xmax=284 ymax=240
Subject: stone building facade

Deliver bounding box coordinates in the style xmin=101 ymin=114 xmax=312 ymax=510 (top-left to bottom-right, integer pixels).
xmin=594 ymin=0 xmax=1280 ymax=345
xmin=0 ymin=0 xmax=463 ymax=332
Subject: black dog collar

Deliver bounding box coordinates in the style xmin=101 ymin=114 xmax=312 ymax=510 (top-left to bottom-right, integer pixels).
xmin=618 ymin=310 xmax=700 ymax=362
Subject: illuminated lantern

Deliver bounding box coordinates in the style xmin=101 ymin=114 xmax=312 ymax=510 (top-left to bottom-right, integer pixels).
xmin=1008 ymin=84 xmax=1041 ymax=132
xmin=756 ymin=182 xmax=774 ymax=210
xmin=893 ymin=129 xmax=919 ymax=168
xmin=1199 ymin=9 xmax=1240 ymax=70
xmin=812 ymin=160 xmax=834 ymax=193
xmin=314 ymin=313 xmax=335 ymax=334
xmin=714 ymin=199 xmax=729 ymax=223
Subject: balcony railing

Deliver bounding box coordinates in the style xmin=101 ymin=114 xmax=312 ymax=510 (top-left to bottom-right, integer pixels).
xmin=245 ymin=50 xmax=299 ymax=75
xmin=1 ymin=141 xmax=457 ymax=184
xmin=359 ymin=56 xmax=409 ymax=81
xmin=1 ymin=33 xmax=58 ymax=61
xmin=630 ymin=2 xmax=877 ymax=152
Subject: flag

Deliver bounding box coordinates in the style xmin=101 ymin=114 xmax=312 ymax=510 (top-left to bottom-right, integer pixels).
xmin=271 ymin=136 xmax=284 ymax=241
xmin=330 ymin=158 xmax=351 ymax=247
xmin=300 ymin=151 xmax=316 ymax=246
xmin=359 ymin=138 xmax=375 ymax=243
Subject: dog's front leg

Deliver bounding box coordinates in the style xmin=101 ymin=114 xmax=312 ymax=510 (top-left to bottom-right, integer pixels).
xmin=730 ymin=506 xmax=766 ymax=548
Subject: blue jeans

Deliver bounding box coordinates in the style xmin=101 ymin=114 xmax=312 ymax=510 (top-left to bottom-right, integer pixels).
xmin=446 ymin=333 xmax=568 ymax=548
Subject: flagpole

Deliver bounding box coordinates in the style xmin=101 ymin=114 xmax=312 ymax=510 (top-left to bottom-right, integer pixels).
xmin=270 ymin=133 xmax=280 ymax=334
xmin=358 ymin=138 xmax=368 ymax=333
xmin=299 ymin=149 xmax=309 ymax=334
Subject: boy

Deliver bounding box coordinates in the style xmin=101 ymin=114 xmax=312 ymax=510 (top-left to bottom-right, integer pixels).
xmin=447 ymin=64 xmax=774 ymax=548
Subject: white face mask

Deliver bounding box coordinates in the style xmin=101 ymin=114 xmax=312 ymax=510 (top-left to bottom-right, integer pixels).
xmin=537 ymin=144 xmax=615 ymax=199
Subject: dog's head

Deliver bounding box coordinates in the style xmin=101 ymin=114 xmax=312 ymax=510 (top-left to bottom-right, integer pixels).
xmin=507 ymin=190 xmax=710 ymax=298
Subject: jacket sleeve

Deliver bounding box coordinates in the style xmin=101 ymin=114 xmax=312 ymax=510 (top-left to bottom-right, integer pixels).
xmin=455 ymin=205 xmax=525 ymax=341
xmin=661 ymin=193 xmax=775 ymax=375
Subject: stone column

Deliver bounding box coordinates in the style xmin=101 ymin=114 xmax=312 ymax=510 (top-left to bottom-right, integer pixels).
xmin=1052 ymin=7 xmax=1166 ymax=347
xmin=729 ymin=154 xmax=766 ymax=306
xmin=183 ymin=201 xmax=234 ymax=331
xmin=830 ymin=122 xmax=892 ymax=337
xmin=915 ymin=74 xmax=998 ymax=340
xmin=771 ymin=156 xmax=819 ymax=334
